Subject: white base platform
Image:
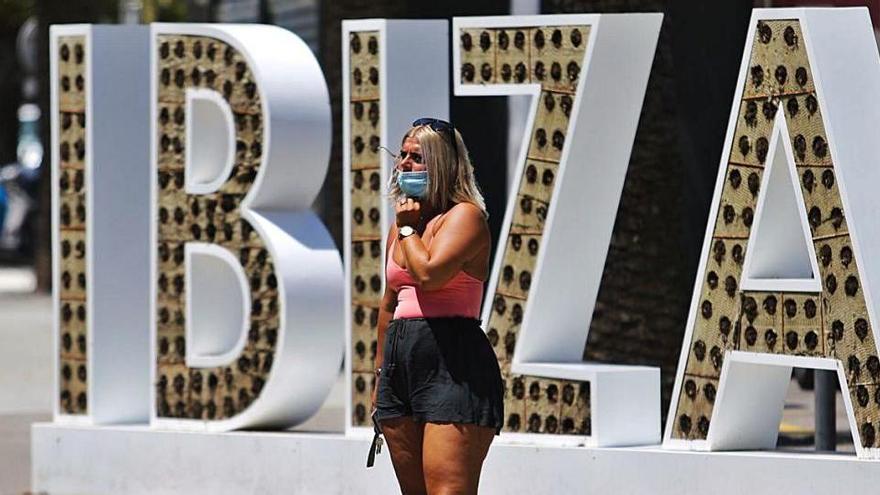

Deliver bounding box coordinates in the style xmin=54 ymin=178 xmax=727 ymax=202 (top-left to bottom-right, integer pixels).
xmin=32 ymin=423 xmax=880 ymax=494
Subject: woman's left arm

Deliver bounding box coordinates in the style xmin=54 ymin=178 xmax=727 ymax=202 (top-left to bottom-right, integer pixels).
xmin=396 ymin=200 xmax=486 ymax=291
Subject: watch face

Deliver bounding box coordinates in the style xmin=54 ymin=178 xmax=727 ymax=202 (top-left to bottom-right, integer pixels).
xmin=400 ymin=226 xmax=414 ymax=237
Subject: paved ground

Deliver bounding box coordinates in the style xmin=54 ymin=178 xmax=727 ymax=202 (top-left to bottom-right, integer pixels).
xmin=778 ymin=375 xmax=854 ymax=453
xmin=0 ymin=267 xmax=52 ymax=495
xmin=0 ymin=267 xmax=857 ymax=494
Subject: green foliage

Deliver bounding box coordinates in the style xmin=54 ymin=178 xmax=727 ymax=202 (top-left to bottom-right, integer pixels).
xmin=144 ymin=0 xmax=188 ymax=22
xmin=0 ymin=0 xmax=35 ymax=30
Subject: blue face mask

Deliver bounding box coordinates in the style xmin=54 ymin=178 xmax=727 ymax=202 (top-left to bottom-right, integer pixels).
xmin=397 ymin=171 xmax=428 ymax=199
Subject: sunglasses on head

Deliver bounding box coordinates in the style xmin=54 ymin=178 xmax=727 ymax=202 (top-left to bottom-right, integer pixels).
xmin=377 ymin=145 xmax=423 ymax=165
xmin=412 ymin=117 xmax=459 ymax=164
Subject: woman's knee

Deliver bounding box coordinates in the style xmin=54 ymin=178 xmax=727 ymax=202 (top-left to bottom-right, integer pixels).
xmin=423 ymin=460 xmax=474 ymax=495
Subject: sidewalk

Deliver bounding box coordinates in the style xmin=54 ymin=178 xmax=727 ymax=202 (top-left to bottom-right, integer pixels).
xmin=0 ymin=268 xmax=51 ymax=495
xmin=777 ymin=374 xmax=854 ymax=452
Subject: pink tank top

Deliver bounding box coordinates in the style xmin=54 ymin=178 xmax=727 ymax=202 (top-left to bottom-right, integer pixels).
xmin=386 ymin=245 xmax=484 ymax=319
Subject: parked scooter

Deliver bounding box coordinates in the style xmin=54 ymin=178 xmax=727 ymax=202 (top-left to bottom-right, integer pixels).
xmin=0 ymin=103 xmax=43 ymax=262
xmin=0 ymin=160 xmax=40 ymax=261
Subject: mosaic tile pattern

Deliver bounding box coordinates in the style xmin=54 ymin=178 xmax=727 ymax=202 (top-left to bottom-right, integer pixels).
xmin=461 ymin=25 xmax=592 ymax=435
xmin=155 ymin=35 xmax=277 ymax=420
xmin=348 ymin=30 xmax=383 ymax=427
xmin=672 ymin=21 xmax=880 ymax=450
xmin=57 ymin=35 xmax=89 ymax=415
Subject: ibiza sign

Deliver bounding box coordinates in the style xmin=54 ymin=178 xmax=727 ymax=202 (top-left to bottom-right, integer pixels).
xmin=50 ymin=14 xmax=664 ymax=447
xmin=665 ymin=8 xmax=880 ymax=460
xmin=342 ymin=14 xmax=664 ymax=447
xmin=52 ymin=23 xmax=343 ymax=431
xmin=46 ymin=6 xmax=880 ymax=467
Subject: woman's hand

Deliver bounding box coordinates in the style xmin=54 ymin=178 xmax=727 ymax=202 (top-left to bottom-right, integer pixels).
xmin=394 ymin=202 xmax=489 ymax=290
xmin=395 ymin=197 xmax=421 ymax=228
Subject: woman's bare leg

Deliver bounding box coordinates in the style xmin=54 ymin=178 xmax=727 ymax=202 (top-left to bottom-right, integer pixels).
xmin=381 ymin=416 xmax=427 ymax=494
xmin=422 ymin=423 xmax=495 ymax=495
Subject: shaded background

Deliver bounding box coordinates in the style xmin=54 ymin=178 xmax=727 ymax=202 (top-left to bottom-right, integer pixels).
xmin=0 ymin=0 xmax=877 ymax=437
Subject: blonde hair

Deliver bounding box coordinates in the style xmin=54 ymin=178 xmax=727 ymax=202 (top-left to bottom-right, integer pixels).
xmin=388 ymin=124 xmax=487 ymax=216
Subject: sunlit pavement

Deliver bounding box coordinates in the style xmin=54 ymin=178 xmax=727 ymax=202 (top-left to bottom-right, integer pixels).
xmin=0 ymin=266 xmax=859 ymax=494
xmin=0 ymin=268 xmax=51 ymax=495
xmin=778 ymin=376 xmax=854 ymax=453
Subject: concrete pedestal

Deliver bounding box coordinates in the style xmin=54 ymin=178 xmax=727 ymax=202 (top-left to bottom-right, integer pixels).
xmin=32 ymin=423 xmax=880 ymax=494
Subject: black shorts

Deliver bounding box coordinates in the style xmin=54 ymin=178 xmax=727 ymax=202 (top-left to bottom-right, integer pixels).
xmin=375 ymin=317 xmax=504 ymax=434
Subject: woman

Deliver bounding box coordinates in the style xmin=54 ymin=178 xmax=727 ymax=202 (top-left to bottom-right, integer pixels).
xmin=371 ymin=118 xmax=504 ymax=494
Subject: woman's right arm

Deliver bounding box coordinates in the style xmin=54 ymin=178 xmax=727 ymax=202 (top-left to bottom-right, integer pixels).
xmin=374 ymin=285 xmax=397 ymax=373
xmin=372 ymin=226 xmax=399 ymax=410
